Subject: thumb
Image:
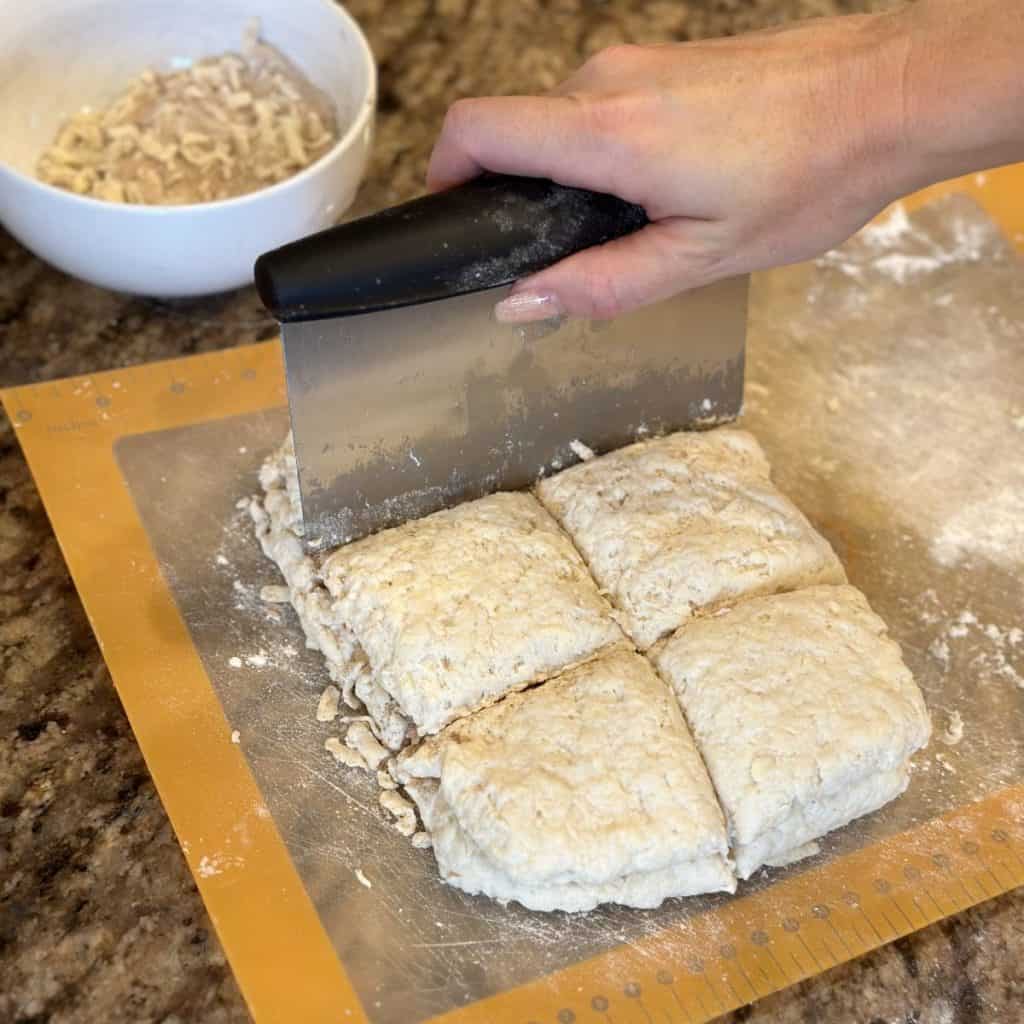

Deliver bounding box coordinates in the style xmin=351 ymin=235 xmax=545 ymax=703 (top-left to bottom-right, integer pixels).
xmin=494 ymin=217 xmax=729 ymax=322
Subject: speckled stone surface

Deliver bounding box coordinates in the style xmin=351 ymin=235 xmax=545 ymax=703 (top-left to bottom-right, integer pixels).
xmin=1 ymin=2 xmax=1020 ymax=1022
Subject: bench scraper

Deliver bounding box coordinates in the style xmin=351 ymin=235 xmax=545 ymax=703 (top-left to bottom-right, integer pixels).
xmin=255 ymin=173 xmax=748 ymax=549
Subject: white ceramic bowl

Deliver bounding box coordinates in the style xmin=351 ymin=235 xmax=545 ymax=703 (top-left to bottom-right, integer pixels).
xmin=0 ymin=0 xmax=375 ymax=296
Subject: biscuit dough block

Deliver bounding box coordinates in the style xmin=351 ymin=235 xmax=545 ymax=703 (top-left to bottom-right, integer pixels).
xmin=319 ymin=490 xmax=623 ymax=743
xmin=536 ymin=429 xmax=846 ymax=649
xmin=395 ymin=646 xmax=735 ymax=912
xmin=651 ymin=585 xmax=931 ymax=878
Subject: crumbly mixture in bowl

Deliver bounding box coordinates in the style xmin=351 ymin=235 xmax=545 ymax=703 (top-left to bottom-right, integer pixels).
xmin=36 ymin=22 xmax=339 ymax=205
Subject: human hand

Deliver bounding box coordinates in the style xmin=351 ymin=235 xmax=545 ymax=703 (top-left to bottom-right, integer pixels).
xmin=427 ymin=12 xmax=914 ymax=321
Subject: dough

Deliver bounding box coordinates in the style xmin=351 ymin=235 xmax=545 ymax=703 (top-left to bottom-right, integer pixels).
xmin=319 ymin=490 xmax=622 ymax=742
xmin=250 ymin=437 xmax=377 ymax=726
xmin=395 ymin=646 xmax=735 ymax=912
xmin=315 ymin=685 xmax=340 ymax=722
xmin=536 ymin=429 xmax=846 ymax=649
xmin=251 ymin=432 xmax=930 ymax=911
xmin=252 ymin=438 xmax=621 ymax=749
xmin=651 ymin=585 xmax=931 ymax=878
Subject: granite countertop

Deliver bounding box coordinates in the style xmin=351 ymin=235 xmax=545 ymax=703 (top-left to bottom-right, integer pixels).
xmin=1 ymin=2 xmax=1020 ymax=1022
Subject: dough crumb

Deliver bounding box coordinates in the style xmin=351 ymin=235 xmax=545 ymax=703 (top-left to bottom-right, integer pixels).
xmin=379 ymin=790 xmax=418 ymax=836
xmin=228 ymin=656 xmax=242 ymax=668
xmin=569 ymin=439 xmax=596 ymax=462
xmin=940 ymin=710 xmax=964 ymax=746
xmin=316 ymin=685 xmax=341 ymax=723
xmin=325 ymin=736 xmax=367 ymax=770
xmin=376 ymin=768 xmax=398 ymax=790
xmin=260 ymin=584 xmax=291 ymax=603
xmin=411 ymin=831 xmax=433 ymax=849
xmin=826 ymin=397 xmax=840 ymax=413
xmin=346 ymin=722 xmax=389 ymax=770
xmin=230 ymin=729 xmax=241 ymax=744
xmin=354 ymin=868 xmax=372 ymax=888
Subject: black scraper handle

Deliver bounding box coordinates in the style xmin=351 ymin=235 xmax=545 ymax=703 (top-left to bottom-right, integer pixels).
xmin=254 ymin=173 xmax=648 ymax=322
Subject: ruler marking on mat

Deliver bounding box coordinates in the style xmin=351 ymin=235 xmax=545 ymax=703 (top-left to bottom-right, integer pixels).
xmin=825 ymin=917 xmax=855 ymax=958
xmin=702 ymin=975 xmax=727 ymax=1017
xmin=719 ymin=971 xmax=744 ymax=1009
xmin=796 ymin=932 xmax=826 ymax=973
xmin=886 ymin=894 xmax=918 ymax=933
xmin=427 ymin=807 xmax=1022 ymax=1023
xmin=733 ymin=958 xmax=762 ymax=1002
xmin=667 ymin=984 xmax=694 ymax=1024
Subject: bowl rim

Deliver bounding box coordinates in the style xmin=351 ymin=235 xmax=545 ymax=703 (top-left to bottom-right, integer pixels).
xmin=0 ymin=0 xmax=377 ymax=217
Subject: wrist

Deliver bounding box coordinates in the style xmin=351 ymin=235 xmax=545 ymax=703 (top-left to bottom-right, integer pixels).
xmin=883 ymin=0 xmax=1024 ymax=192
xmin=819 ymin=11 xmax=922 ymax=210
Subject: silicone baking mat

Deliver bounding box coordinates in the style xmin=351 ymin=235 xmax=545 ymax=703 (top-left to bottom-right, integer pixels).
xmin=4 ymin=168 xmax=1023 ymax=1024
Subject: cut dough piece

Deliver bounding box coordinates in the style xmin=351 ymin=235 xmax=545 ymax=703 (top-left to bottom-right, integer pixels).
xmin=325 ymin=736 xmax=367 ymax=771
xmin=345 ymin=721 xmax=389 ymax=770
xmin=395 ymin=646 xmax=735 ymax=912
xmin=535 ymin=428 xmax=846 ymax=649
xmin=319 ymin=490 xmax=622 ymax=742
xmin=316 ymin=685 xmax=340 ymax=722
xmin=251 ymin=438 xmax=414 ymax=748
xmin=651 ymin=585 xmax=931 ymax=879
xmin=379 ymin=789 xmax=418 ymax=837
xmin=251 ymin=436 xmax=375 ymax=707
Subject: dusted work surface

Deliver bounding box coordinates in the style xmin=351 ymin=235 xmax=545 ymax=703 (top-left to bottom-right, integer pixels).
xmin=1 ymin=9 xmax=1023 ymax=1024
xmin=5 ymin=198 xmax=1024 ymax=1024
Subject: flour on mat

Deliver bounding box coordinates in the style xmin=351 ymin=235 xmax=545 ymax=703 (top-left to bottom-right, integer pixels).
xmin=931 ymin=485 xmax=1024 ymax=569
xmin=939 ymin=711 xmax=964 ymax=746
xmin=818 ymin=202 xmax=991 ymax=286
xmin=806 ymin=197 xmax=1023 ymax=583
xmin=931 ymin=610 xmax=1024 ymax=689
xmin=197 ymin=853 xmax=245 ymax=877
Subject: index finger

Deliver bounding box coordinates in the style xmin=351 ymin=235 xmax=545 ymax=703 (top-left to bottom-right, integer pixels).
xmin=426 ymin=94 xmax=616 ymax=193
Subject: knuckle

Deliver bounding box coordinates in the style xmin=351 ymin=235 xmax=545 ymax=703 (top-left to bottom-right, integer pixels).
xmin=585 ymin=42 xmax=643 ymax=72
xmin=562 ymin=90 xmax=627 ymax=146
xmin=562 ymin=88 xmax=650 ymax=155
xmin=442 ymin=97 xmax=481 ymax=139
xmin=578 ymin=266 xmax=627 ymax=320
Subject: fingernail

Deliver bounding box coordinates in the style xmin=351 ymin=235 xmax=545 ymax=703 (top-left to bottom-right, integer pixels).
xmin=494 ymin=290 xmax=563 ymax=324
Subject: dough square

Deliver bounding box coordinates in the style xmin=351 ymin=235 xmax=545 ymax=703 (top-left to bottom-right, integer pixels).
xmin=535 ymin=428 xmax=846 ymax=649
xmin=651 ymin=585 xmax=931 ymax=878
xmin=319 ymin=490 xmax=623 ymax=744
xmin=395 ymin=645 xmax=735 ymax=912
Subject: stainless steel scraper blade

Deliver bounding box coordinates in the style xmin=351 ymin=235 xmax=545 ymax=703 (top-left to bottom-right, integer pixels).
xmin=282 ymin=274 xmax=747 ymax=549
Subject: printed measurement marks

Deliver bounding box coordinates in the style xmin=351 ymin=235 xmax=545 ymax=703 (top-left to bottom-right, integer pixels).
xmin=504 ymin=811 xmax=1022 ymax=1024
